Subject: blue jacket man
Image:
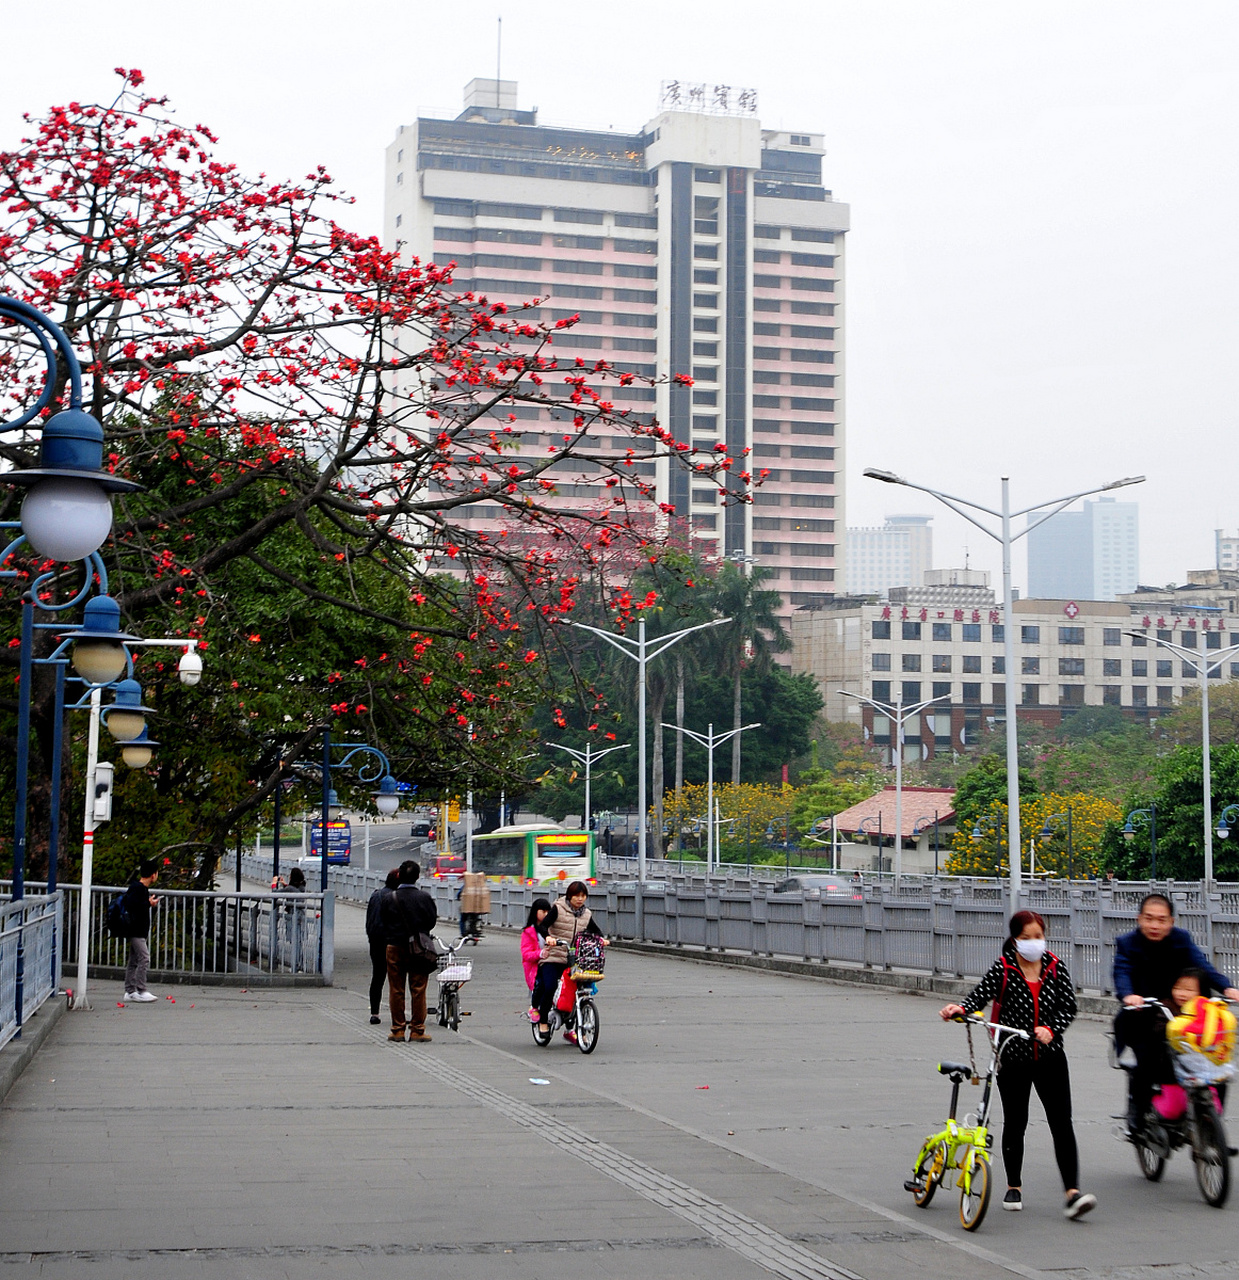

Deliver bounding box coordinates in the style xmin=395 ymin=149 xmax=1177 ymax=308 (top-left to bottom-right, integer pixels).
xmin=1114 ymin=892 xmax=1239 ymax=1131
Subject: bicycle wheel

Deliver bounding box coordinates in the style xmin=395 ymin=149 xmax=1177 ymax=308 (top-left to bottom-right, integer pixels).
xmin=909 ymin=1140 xmax=947 ymax=1209
xmin=959 ymin=1154 xmax=991 ymax=1232
xmin=1135 ymin=1134 xmax=1165 ymax=1182
xmin=436 ymin=993 xmax=448 ymax=1028
xmin=577 ymin=998 xmax=599 ymax=1055
xmin=531 ymin=1018 xmax=552 ymax=1047
xmin=1193 ymin=1098 xmax=1230 ymax=1208
xmin=448 ymin=989 xmax=460 ymax=1033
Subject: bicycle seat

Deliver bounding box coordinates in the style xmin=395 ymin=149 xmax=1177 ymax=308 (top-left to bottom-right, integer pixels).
xmin=938 ymin=1061 xmax=972 ymax=1076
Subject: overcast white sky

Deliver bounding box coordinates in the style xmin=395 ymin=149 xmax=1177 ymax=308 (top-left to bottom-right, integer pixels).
xmin=3 ymin=1 xmax=1236 ymax=592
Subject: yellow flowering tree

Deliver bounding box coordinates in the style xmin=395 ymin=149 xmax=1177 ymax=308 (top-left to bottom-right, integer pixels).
xmin=946 ymin=791 xmax=1122 ymax=878
xmin=657 ymin=782 xmax=794 ymax=857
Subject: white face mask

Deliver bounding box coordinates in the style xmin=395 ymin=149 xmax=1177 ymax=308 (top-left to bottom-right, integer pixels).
xmin=1015 ymin=938 xmax=1046 ymax=963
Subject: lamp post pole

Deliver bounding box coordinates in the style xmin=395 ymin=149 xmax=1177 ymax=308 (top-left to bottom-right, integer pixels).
xmin=1039 ymin=806 xmax=1075 ymax=880
xmin=1123 ymin=806 xmax=1158 ymax=880
xmin=838 ymin=690 xmax=947 ymax=883
xmin=547 ymin=740 xmax=631 ymax=835
xmin=573 ymin=616 xmax=728 ymax=882
xmin=1126 ymin=632 xmax=1239 ymax=884
xmin=864 ymin=468 xmax=1145 ymax=902
xmin=663 ymin=721 xmax=760 ymax=874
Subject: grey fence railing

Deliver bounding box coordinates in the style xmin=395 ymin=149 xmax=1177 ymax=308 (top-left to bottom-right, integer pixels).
xmin=1 ymin=882 xmax=333 ymax=984
xmin=222 ymin=852 xmax=1239 ymax=996
xmin=0 ymin=894 xmax=62 ymax=1050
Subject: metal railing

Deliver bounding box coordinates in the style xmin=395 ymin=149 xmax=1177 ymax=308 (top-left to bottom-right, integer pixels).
xmin=2 ymin=882 xmax=333 ymax=984
xmin=0 ymin=893 xmax=62 ymax=1050
xmin=220 ymin=851 xmax=1239 ymax=997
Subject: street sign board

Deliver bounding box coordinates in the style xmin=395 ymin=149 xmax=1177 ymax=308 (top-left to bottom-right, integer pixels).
xmin=309 ymin=819 xmax=351 ymax=863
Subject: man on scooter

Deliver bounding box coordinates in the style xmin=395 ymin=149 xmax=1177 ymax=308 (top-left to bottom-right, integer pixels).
xmin=1114 ymin=893 xmax=1239 ymax=1134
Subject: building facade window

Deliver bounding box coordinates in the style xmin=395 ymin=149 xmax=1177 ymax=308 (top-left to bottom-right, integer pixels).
xmin=1103 ymin=629 xmax=1122 ymax=646
xmin=932 ymin=623 xmax=952 ymax=642
xmin=1157 ymin=660 xmax=1173 ymax=678
xmin=1157 ymin=686 xmax=1174 ymax=707
xmin=932 ymin=655 xmax=951 ymax=673
xmin=872 ymin=681 xmax=891 ymax=703
xmin=1022 ymin=626 xmax=1040 ymax=643
xmin=1132 ymin=686 xmax=1148 ymax=707
xmin=992 ymin=625 xmax=1005 ymax=642
xmin=1060 ymin=685 xmax=1085 ymax=706
xmin=902 ymin=621 xmax=921 ymax=640
xmin=872 ymin=620 xmax=891 ymax=639
xmin=962 ymin=655 xmax=981 ymax=673
xmin=902 ymin=681 xmax=921 ymax=703
xmin=902 ymin=654 xmax=922 ymax=672
xmin=962 ymin=683 xmax=982 ymax=705
xmin=1103 ymin=658 xmax=1122 ymax=677
xmin=1059 ymin=658 xmax=1085 ymax=676
xmin=872 ymin=653 xmax=891 ymax=671
xmin=1022 ymin=657 xmax=1040 ymax=675
xmin=992 ymin=656 xmax=1005 ymax=674
xmin=1058 ymin=627 xmax=1085 ymax=645
xmin=1132 ymin=632 xmax=1148 ymax=646
xmin=962 ymin=623 xmax=981 ymax=643
xmin=1102 ymin=685 xmax=1122 ymax=706
xmin=1022 ymin=685 xmax=1040 ymax=705
xmin=1131 ymin=660 xmax=1148 ymax=677
xmin=992 ymin=683 xmax=1006 ymax=703
xmin=1207 ymin=631 xmax=1222 ymax=650
xmin=932 ymin=681 xmax=951 ymax=700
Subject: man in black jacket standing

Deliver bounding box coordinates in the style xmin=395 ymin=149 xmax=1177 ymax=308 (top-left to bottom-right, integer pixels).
xmin=1114 ymin=892 xmax=1239 ymax=1131
xmin=380 ymin=860 xmax=437 ymax=1043
xmin=123 ymin=858 xmax=161 ymax=1003
xmin=365 ymin=869 xmax=398 ymax=1025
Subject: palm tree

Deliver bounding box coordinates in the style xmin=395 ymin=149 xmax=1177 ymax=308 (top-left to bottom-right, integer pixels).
xmin=706 ymin=563 xmax=790 ymax=783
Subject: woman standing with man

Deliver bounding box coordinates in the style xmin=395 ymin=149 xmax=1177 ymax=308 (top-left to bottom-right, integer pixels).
xmin=941 ymin=909 xmax=1097 ymax=1220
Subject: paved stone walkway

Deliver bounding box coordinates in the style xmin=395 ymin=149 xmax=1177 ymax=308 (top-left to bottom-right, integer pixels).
xmin=1 ymin=894 xmax=1234 ymax=1278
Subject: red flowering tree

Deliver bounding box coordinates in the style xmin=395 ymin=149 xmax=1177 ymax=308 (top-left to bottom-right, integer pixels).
xmin=0 ymin=70 xmax=750 ymax=878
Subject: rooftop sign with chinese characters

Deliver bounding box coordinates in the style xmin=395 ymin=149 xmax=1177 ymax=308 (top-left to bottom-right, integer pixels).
xmin=658 ymin=81 xmax=758 ymax=118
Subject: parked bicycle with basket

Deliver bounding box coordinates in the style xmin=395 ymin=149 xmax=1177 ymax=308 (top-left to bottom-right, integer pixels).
xmin=434 ymin=934 xmax=473 ymax=1033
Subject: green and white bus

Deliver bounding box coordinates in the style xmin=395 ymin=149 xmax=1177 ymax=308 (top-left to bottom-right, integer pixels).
xmin=470 ymin=825 xmax=596 ymax=884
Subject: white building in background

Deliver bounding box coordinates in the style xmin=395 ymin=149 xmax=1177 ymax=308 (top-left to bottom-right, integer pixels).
xmin=844 ymin=514 xmax=932 ymax=596
xmin=383 ymin=78 xmax=849 ymax=616
xmin=1217 ymin=530 xmax=1239 ymax=574
xmin=1026 ymin=497 xmax=1139 ymax=602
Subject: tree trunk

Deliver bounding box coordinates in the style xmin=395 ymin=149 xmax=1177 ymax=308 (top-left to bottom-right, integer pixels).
xmin=674 ymin=652 xmax=685 ymax=849
xmin=650 ymin=683 xmax=666 ymax=859
xmin=731 ymin=663 xmax=743 ymax=783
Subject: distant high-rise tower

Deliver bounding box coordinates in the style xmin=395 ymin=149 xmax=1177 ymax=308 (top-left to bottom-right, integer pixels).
xmin=1217 ymin=530 xmax=1239 ymax=575
xmin=1027 ymin=497 xmax=1139 ymax=601
xmin=383 ymin=79 xmax=849 ymax=616
xmin=844 ymin=514 xmax=932 ymax=596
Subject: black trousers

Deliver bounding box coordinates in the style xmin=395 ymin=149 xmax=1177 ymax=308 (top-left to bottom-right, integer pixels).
xmin=369 ymin=940 xmax=387 ymax=1016
xmin=996 ymin=1052 xmax=1080 ymax=1190
xmin=533 ymin=962 xmax=568 ymax=1021
xmin=1114 ymin=1006 xmax=1173 ymax=1117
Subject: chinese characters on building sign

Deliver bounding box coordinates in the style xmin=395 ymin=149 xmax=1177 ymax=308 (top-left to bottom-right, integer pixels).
xmin=659 ymin=81 xmax=758 ymax=117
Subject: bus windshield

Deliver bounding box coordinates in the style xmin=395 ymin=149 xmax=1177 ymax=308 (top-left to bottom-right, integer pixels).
xmin=536 ymin=835 xmax=588 ymax=859
xmin=471 ymin=836 xmax=526 ymax=876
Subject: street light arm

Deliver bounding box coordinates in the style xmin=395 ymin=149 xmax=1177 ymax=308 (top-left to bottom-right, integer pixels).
xmin=570 ymin=621 xmax=640 ymax=656
xmin=1126 ymin=633 xmax=1239 ymax=674
xmin=1009 ymin=475 xmax=1146 ymax=524
xmin=862 ymin=469 xmax=1003 ymax=521
xmin=643 ymin=616 xmax=731 ymax=663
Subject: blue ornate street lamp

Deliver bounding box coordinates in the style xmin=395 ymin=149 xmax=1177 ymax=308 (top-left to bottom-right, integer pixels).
xmin=1122 ymin=806 xmax=1157 ymax=879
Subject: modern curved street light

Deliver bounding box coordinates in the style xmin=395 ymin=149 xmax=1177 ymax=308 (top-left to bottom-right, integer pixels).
xmin=1217 ymin=804 xmax=1239 ymax=842
xmin=865 ymin=466 xmax=1144 ymax=901
xmin=1039 ymin=807 xmax=1075 ymax=880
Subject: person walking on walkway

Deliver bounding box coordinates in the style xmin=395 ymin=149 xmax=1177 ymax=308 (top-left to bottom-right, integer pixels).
xmin=366 ymin=870 xmax=399 ymax=1025
xmin=941 ymin=909 xmax=1097 ymax=1220
xmin=123 ymin=858 xmax=161 ymax=1003
xmin=1113 ymin=892 xmax=1239 ymax=1133
xmin=380 ymin=860 xmax=437 ymax=1043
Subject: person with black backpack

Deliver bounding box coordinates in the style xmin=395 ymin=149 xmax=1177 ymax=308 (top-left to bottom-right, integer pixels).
xmin=122 ymin=858 xmax=161 ymax=1003
xmin=940 ymin=909 xmax=1097 ymax=1221
xmin=379 ymin=860 xmax=437 ymax=1043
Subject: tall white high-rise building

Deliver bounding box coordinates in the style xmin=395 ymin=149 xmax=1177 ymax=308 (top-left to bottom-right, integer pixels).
xmin=844 ymin=514 xmax=933 ymax=596
xmin=1027 ymin=497 xmax=1139 ymax=601
xmin=1217 ymin=530 xmax=1239 ymax=574
xmin=383 ymin=79 xmax=849 ymax=615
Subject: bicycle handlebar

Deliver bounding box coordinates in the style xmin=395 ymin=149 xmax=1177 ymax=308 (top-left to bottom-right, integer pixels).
xmin=951 ymin=1012 xmax=1031 ymax=1041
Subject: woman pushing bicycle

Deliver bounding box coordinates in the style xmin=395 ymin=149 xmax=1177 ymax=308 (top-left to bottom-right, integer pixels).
xmin=940 ymin=909 xmax=1097 ymax=1221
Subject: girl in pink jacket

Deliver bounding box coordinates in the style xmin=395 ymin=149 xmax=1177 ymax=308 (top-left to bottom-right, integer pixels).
xmin=521 ymin=899 xmax=552 ymax=1022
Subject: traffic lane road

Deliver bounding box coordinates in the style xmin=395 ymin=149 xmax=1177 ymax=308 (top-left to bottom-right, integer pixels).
xmin=441 ymin=929 xmax=1239 ymax=1279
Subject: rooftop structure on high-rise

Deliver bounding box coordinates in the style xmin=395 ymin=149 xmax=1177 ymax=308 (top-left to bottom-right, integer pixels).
xmin=383 ymin=79 xmax=849 ymax=615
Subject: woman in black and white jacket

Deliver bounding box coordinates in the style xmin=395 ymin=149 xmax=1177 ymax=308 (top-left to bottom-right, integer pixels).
xmin=941 ymin=908 xmax=1097 ymax=1220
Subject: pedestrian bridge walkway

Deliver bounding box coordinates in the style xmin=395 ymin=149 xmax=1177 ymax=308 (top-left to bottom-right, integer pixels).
xmin=0 ymin=895 xmax=1229 ymax=1280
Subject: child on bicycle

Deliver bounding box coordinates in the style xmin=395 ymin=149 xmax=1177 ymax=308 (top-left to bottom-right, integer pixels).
xmin=521 ymin=898 xmax=551 ymax=1024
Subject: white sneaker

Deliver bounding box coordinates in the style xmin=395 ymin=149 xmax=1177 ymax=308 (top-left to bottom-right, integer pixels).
xmin=131 ymin=991 xmax=157 ymax=1003
xmin=123 ymin=991 xmax=136 ymax=1000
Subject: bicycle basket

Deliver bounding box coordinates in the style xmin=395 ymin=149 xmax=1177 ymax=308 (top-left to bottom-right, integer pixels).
xmin=570 ymin=935 xmax=606 ymax=981
xmin=436 ymin=950 xmax=472 ymax=984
